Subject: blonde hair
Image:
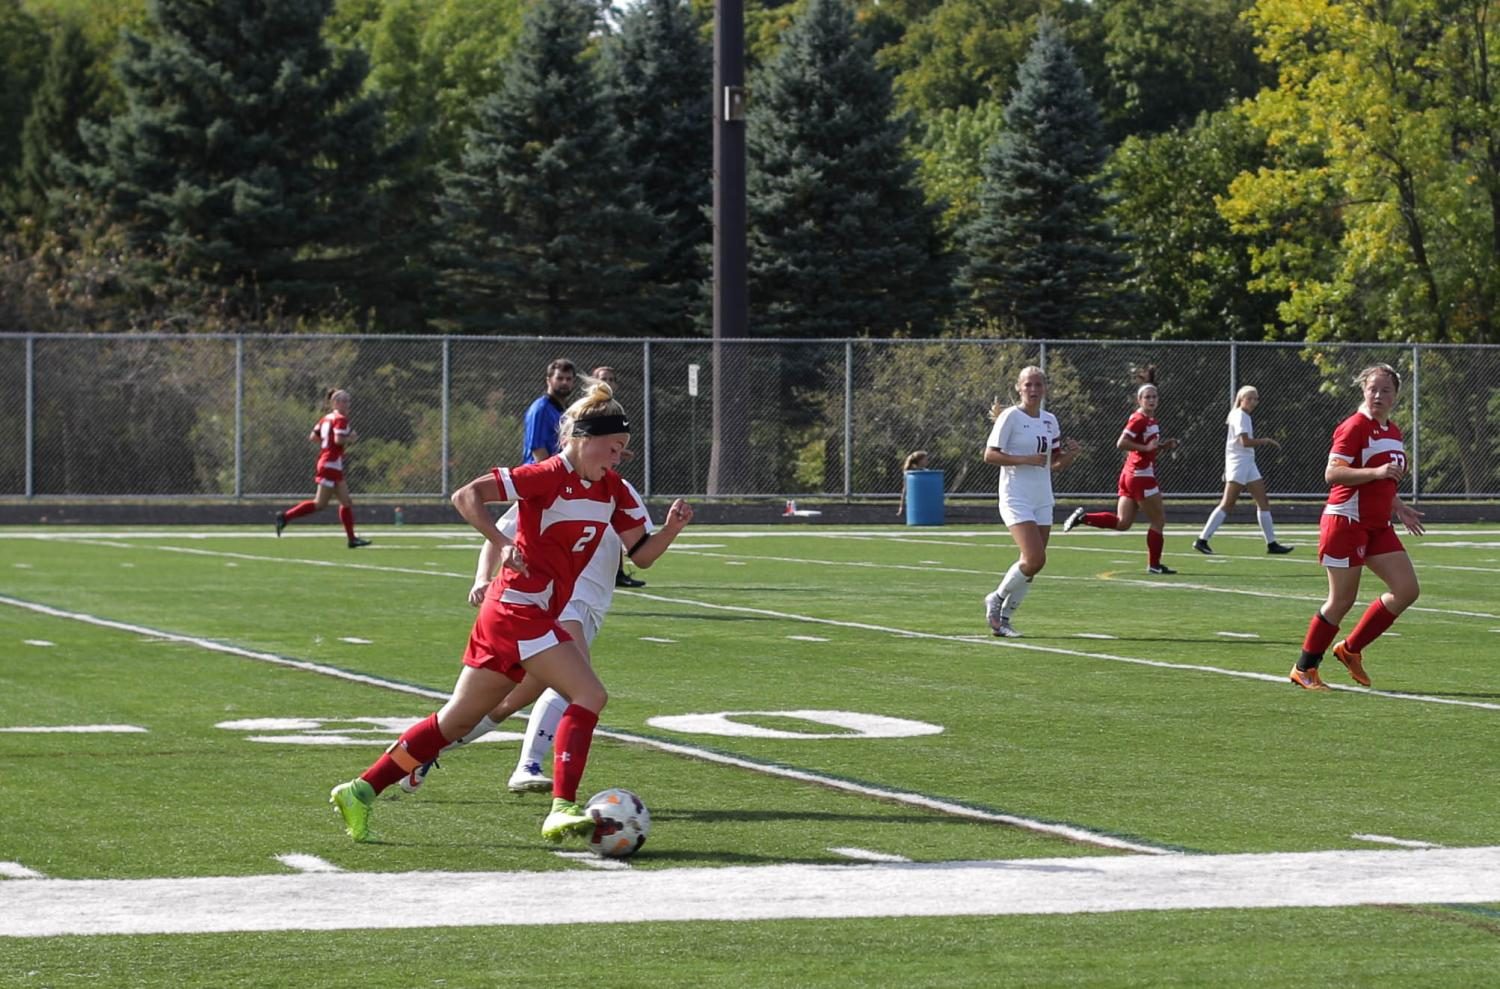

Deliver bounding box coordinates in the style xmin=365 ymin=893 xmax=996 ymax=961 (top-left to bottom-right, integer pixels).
xmin=558 ymin=379 xmax=626 ymax=445
xmin=901 ymin=449 xmax=929 ymax=471
xmin=325 ymin=388 xmax=350 ymax=408
xmin=1354 ymin=363 xmax=1401 ymax=391
xmin=1231 ymin=385 xmax=1258 ymax=415
xmin=990 ymin=365 xmax=1046 ymax=419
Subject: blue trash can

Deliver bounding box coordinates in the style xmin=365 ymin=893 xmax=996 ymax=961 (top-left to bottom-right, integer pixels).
xmin=904 ymin=469 xmax=944 ymax=526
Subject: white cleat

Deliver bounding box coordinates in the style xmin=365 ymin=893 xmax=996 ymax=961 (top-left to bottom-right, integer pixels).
xmin=994 ymin=619 xmax=1022 ymax=638
xmin=1063 ymin=507 xmax=1086 ymax=533
xmin=393 ymin=759 xmax=437 ymax=797
xmin=984 ymin=591 xmax=1005 ymax=635
xmin=507 ymin=763 xmax=553 ymax=794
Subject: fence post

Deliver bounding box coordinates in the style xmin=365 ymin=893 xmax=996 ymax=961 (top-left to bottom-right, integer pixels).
xmin=1410 ymin=343 xmax=1420 ymax=505
xmin=1228 ymin=340 xmax=1238 ymax=404
xmin=441 ymin=337 xmax=451 ymax=496
xmin=641 ymin=339 xmax=654 ymax=498
xmin=844 ymin=340 xmax=853 ymax=499
xmin=234 ymin=336 xmax=244 ymax=499
xmin=24 ymin=334 xmax=34 ymax=498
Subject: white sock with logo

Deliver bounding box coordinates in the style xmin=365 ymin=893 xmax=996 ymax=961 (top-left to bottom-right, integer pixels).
xmin=999 ymin=561 xmax=1033 ymax=618
xmin=1258 ymin=510 xmax=1277 ymax=544
xmin=1200 ymin=508 xmax=1227 ymax=541
xmin=517 ymin=688 xmax=569 ymax=775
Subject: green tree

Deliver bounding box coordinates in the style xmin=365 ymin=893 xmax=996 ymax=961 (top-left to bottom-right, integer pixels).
xmin=0 ymin=0 xmax=47 ymax=219
xmin=1108 ymin=109 xmax=1279 ymax=339
xmin=17 ymin=22 xmax=105 ymax=226
xmin=959 ymin=17 xmax=1131 ymax=336
xmin=435 ymin=0 xmax=665 ymax=335
xmin=78 ymin=0 xmax=414 ymax=321
xmin=601 ymin=0 xmax=714 ymax=336
xmin=747 ymin=0 xmax=951 ymax=338
xmin=910 ymin=98 xmax=1005 ymax=236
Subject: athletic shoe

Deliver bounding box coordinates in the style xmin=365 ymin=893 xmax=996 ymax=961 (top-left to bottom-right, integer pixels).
xmin=1147 ymin=563 xmax=1177 ymax=575
xmin=1288 ymin=665 xmax=1331 ymax=691
xmin=541 ymin=798 xmax=593 ymax=842
xmin=1063 ymin=507 xmax=1087 ymax=533
xmin=615 ymin=571 xmax=646 ymax=588
xmin=1192 ymin=538 xmax=1213 ymax=554
xmin=994 ymin=618 xmax=1022 ymax=638
xmin=395 ymin=759 xmax=438 ymax=796
xmin=1332 ymin=640 xmax=1370 ymax=687
xmin=1266 ymin=542 xmax=1294 ymax=555
xmin=274 ymin=512 xmax=286 ymax=538
xmin=329 ymin=779 xmax=375 ymax=841
xmin=507 ymin=762 xmax=553 ymax=794
xmin=983 ymin=591 xmax=1005 ymax=635
xmin=347 ymin=537 xmax=371 ymax=548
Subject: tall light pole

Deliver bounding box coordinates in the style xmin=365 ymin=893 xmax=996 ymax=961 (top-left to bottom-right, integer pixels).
xmin=707 ymin=0 xmax=748 ymax=495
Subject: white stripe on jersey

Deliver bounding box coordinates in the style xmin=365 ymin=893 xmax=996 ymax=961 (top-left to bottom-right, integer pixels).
xmin=1324 ymin=490 xmax=1361 ymax=521
xmin=539 ymin=496 xmax=614 ymax=533
xmin=501 ymin=582 xmax=554 ymax=612
xmin=496 ymin=467 xmax=519 ymax=502
xmin=1362 ymin=437 xmax=1405 ymax=463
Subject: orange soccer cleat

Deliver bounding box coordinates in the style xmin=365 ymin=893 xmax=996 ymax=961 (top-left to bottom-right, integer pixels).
xmin=1332 ymin=640 xmax=1371 ymax=687
xmin=1289 ymin=665 xmax=1331 ymax=691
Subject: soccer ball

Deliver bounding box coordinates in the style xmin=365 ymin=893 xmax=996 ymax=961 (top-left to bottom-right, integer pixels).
xmin=584 ymin=787 xmax=650 ymax=858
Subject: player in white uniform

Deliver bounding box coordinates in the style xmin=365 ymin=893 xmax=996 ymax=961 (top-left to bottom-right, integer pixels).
xmin=1193 ymin=386 xmax=1292 ymax=555
xmin=981 ymin=366 xmax=1081 ymax=637
xmin=397 ymin=478 xmax=654 ymax=796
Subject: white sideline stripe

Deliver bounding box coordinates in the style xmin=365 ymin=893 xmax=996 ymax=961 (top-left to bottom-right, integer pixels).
xmin=4 ymin=846 xmax=1500 ymax=936
xmin=552 ymin=851 xmax=631 ymax=871
xmin=639 ymin=636 xmax=677 ymax=644
xmin=830 ymin=847 xmax=911 ymax=863
xmin=1216 ymin=632 xmax=1260 ymax=639
xmin=338 ymin=637 xmax=373 ymax=645
xmin=788 ymin=635 xmax=830 ymax=642
xmin=274 ymin=854 xmax=341 ymax=873
xmin=1352 ymin=834 xmax=1443 ymax=849
xmin=0 ymin=724 xmax=147 ymax=734
xmin=0 ymin=595 xmax=1161 ymax=856
xmin=0 ymin=862 xmax=45 ymax=879
xmin=22 ymin=639 xmax=55 ymax=646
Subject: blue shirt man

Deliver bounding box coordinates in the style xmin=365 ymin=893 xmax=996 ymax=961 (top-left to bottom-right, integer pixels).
xmin=523 ymin=358 xmax=576 ymax=464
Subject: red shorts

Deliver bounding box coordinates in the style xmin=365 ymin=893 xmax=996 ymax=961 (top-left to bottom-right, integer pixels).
xmin=1317 ymin=514 xmax=1404 ymax=569
xmin=1117 ymin=470 xmax=1161 ymax=501
xmin=315 ymin=466 xmax=345 ymax=487
xmin=461 ymin=601 xmax=573 ymax=683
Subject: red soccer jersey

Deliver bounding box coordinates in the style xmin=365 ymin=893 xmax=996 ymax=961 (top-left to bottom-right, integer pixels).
xmin=314 ymin=412 xmax=350 ymax=473
xmin=1324 ymin=411 xmax=1405 ymax=526
xmin=488 ymin=456 xmax=647 ymax=618
xmin=1121 ymin=411 xmax=1160 ymax=474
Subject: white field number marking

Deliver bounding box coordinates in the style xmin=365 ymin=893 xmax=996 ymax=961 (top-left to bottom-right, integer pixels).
xmin=215 ymin=717 xmax=522 ymax=746
xmin=647 ymin=710 xmax=943 ymax=740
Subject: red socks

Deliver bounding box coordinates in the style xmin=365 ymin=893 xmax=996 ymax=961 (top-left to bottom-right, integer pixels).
xmin=1146 ymin=529 xmax=1164 ymax=567
xmin=283 ymin=500 xmax=318 ymax=521
xmin=338 ymin=505 xmax=356 ymax=540
xmin=552 ymin=704 xmax=599 ymax=802
xmin=1082 ymin=512 xmax=1119 ymax=529
xmin=1347 ymin=598 xmax=1398 ymax=652
xmin=1301 ymin=611 xmax=1339 ymax=656
xmin=361 ymin=713 xmax=449 ymax=795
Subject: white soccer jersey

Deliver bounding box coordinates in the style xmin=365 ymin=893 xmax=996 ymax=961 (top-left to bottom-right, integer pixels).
xmin=987 ymin=406 xmax=1060 ymax=507
xmin=1224 ymin=408 xmax=1256 ymax=470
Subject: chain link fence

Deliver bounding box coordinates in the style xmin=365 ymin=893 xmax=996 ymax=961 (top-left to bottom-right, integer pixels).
xmin=1 ymin=333 xmax=1494 ymax=501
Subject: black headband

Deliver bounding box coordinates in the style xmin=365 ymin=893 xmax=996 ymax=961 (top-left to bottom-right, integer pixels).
xmin=572 ymin=414 xmax=631 ymax=436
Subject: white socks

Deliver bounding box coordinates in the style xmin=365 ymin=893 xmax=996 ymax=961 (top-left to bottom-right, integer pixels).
xmin=443 ymin=714 xmax=500 ymax=752
xmin=1258 ymin=510 xmax=1277 ymax=544
xmin=996 ymin=561 xmax=1033 ymax=619
xmin=517 ymin=688 xmax=570 ymax=773
xmin=1200 ymin=508 xmax=1227 ymax=541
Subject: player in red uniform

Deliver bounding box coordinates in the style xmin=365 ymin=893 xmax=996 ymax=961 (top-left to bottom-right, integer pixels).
xmin=274 ymin=388 xmax=370 ymax=548
xmin=1291 ymin=363 xmax=1424 ymax=690
xmin=329 ymin=380 xmax=695 ymax=842
xmin=1062 ymin=368 xmax=1181 ymax=574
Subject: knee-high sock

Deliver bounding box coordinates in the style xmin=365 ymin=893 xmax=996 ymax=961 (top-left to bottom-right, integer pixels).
xmin=283 ymin=500 xmax=318 ymax=522
xmin=552 ymin=704 xmax=599 ymax=802
xmin=1200 ymin=508 xmax=1227 ymax=541
xmin=1346 ymin=598 xmax=1398 ymax=653
xmin=338 ymin=505 xmax=356 ymax=539
xmin=1257 ymin=510 xmax=1277 ymax=544
xmin=361 ymin=713 xmax=449 ymax=794
xmin=518 ymin=688 xmax=569 ymax=774
xmin=997 ymin=561 xmax=1033 ymax=619
xmin=1146 ymin=528 xmax=1164 ymax=567
xmin=1298 ymin=611 xmax=1339 ymax=668
xmin=451 ymin=714 xmax=501 ymax=748
xmin=1083 ymin=512 xmax=1119 ymax=529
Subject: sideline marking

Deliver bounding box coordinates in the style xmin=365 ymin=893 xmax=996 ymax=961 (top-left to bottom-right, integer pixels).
xmin=640 ymin=636 xmax=677 ymax=644
xmin=4 ymin=846 xmax=1500 ymax=936
xmin=552 ymin=851 xmax=630 ymax=871
xmin=23 ymin=639 xmax=55 ymax=647
xmin=338 ymin=637 xmax=373 ymax=645
xmin=0 ymin=594 xmax=1163 ymax=855
xmin=830 ymin=847 xmax=911 ymax=863
xmin=0 ymin=862 xmax=44 ymax=880
xmin=274 ymin=854 xmax=341 ymax=873
xmin=0 ymin=724 xmax=147 ymax=734
xmin=1216 ymin=632 xmax=1259 ymax=639
xmin=1352 ymin=834 xmax=1443 ymax=849
xmin=788 ymin=635 xmax=830 ymax=642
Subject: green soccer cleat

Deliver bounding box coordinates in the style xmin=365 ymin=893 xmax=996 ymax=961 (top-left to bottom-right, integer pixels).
xmin=541 ymin=798 xmax=593 ymax=843
xmin=330 ymin=779 xmax=376 ymax=841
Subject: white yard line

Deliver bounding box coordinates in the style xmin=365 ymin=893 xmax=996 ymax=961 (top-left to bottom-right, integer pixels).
xmin=0 ymin=724 xmax=147 ymax=734
xmin=0 ymin=862 xmax=45 ymax=879
xmin=274 ymin=854 xmax=342 ymax=873
xmin=3 ymin=846 xmax=1500 ymax=937
xmin=1352 ymin=834 xmax=1444 ymax=849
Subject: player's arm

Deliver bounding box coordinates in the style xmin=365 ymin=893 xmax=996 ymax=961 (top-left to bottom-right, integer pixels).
xmin=522 ymin=406 xmax=550 ymax=463
xmin=1392 ymin=495 xmax=1425 ymax=536
xmin=451 ymin=471 xmax=517 ymax=556
xmin=1051 ymin=437 xmax=1081 ymax=471
xmin=1116 ymin=421 xmax=1156 ymax=452
xmin=1325 ymin=453 xmax=1403 ymax=486
xmin=624 ymin=500 xmax=694 ymax=569
xmin=983 ymin=410 xmax=1046 ymax=467
xmin=1239 ymin=432 xmax=1278 ymax=449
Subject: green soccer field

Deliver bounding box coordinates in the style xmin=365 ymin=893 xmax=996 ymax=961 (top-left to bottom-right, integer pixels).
xmin=2 ymin=521 xmax=1499 ymax=987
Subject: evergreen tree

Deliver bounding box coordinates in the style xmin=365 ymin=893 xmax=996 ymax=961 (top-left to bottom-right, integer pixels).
xmin=0 ymin=0 xmax=47 ymax=220
xmin=18 ymin=23 xmax=105 ymax=226
xmin=78 ymin=0 xmax=412 ymax=320
xmin=436 ymin=0 xmax=664 ymax=335
xmin=600 ymin=0 xmax=713 ymax=336
xmin=746 ymin=0 xmax=950 ymax=337
xmin=958 ymin=17 xmax=1132 ymax=337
